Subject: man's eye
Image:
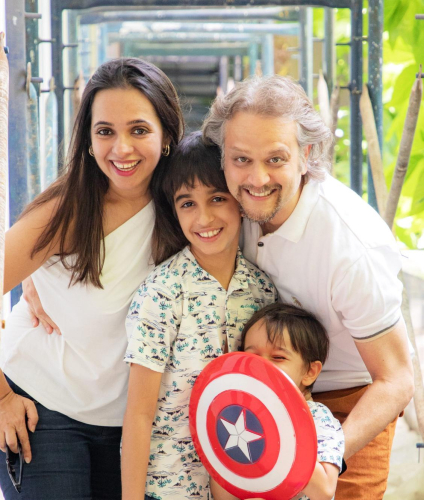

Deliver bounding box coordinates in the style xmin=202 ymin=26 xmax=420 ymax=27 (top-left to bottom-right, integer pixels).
xmin=235 ymin=157 xmax=248 ymax=163
xmin=269 ymin=157 xmax=283 ymax=163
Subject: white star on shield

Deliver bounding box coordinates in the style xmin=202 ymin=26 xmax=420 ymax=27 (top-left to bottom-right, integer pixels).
xmin=220 ymin=409 xmax=263 ymax=462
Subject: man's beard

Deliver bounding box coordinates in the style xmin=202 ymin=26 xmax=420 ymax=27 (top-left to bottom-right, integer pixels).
xmin=236 ymin=185 xmax=283 ymax=224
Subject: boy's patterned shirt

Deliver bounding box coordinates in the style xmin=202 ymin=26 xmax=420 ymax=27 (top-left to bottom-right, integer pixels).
xmin=293 ymin=401 xmax=344 ymax=500
xmin=125 ymin=246 xmax=277 ymax=500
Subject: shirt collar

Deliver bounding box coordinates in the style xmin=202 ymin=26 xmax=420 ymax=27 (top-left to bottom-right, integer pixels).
xmin=269 ymin=178 xmax=321 ymax=243
xmin=181 ymin=246 xmax=254 ymax=290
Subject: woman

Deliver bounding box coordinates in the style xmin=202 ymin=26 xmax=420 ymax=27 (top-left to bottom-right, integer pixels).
xmin=0 ymin=57 xmax=184 ymax=499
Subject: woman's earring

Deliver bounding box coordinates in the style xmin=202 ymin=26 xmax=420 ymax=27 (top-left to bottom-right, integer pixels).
xmin=89 ymin=146 xmax=94 ymax=157
xmin=162 ymin=144 xmax=170 ymax=157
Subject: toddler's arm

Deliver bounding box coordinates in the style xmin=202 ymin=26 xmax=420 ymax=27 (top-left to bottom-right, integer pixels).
xmin=121 ymin=363 xmax=162 ymax=500
xmin=299 ymin=460 xmax=339 ymax=500
xmin=210 ymin=478 xmax=239 ymax=500
xmin=210 ymin=460 xmax=338 ymax=500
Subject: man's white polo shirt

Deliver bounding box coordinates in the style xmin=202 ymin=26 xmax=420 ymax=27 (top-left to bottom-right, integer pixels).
xmin=241 ymin=175 xmax=403 ymax=392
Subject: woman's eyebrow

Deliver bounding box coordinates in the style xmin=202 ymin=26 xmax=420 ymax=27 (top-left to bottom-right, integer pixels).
xmin=92 ymin=119 xmax=152 ymax=127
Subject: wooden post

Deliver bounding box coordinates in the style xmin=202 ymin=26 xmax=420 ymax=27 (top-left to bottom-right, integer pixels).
xmin=359 ymin=83 xmax=388 ymax=215
xmin=384 ymin=69 xmax=423 ymax=229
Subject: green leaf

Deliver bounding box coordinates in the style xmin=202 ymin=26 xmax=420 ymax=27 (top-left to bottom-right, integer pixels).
xmin=387 ymin=64 xmax=418 ymax=108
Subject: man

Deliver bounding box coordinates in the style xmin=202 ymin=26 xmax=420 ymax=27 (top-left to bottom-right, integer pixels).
xmin=202 ymin=76 xmax=414 ymax=500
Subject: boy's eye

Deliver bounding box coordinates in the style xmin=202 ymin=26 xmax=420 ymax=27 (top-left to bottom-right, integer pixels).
xmin=273 ymin=355 xmax=287 ymax=360
xmin=212 ymin=196 xmax=225 ymax=203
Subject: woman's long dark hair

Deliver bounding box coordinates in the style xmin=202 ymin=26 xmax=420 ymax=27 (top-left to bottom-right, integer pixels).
xmin=21 ymin=58 xmax=184 ymax=287
xmin=151 ymin=131 xmax=227 ymax=265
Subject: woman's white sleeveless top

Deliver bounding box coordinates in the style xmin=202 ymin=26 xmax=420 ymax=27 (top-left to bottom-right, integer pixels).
xmin=0 ymin=202 xmax=155 ymax=426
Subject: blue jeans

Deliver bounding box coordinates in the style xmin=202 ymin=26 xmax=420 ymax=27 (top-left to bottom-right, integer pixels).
xmin=0 ymin=377 xmax=122 ymax=500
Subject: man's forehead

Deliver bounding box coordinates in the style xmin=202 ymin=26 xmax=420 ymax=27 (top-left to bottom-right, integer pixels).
xmin=224 ymin=114 xmax=298 ymax=145
xmin=227 ymin=144 xmax=292 ymax=155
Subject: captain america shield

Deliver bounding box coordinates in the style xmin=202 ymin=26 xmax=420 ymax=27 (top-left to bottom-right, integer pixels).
xmin=189 ymin=352 xmax=317 ymax=500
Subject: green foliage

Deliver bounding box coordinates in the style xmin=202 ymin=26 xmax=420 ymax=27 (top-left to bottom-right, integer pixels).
xmin=314 ymin=1 xmax=424 ymax=248
xmin=383 ymin=0 xmax=424 ymax=248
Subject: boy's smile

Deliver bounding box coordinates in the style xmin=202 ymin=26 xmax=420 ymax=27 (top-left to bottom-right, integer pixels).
xmin=173 ymin=182 xmax=241 ymax=272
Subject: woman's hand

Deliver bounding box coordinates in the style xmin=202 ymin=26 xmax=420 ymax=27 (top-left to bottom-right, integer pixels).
xmin=23 ymin=277 xmax=61 ymax=335
xmin=0 ymin=390 xmax=39 ymax=463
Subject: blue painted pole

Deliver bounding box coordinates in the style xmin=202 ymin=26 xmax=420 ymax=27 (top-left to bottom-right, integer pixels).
xmin=299 ymin=7 xmax=314 ymax=99
xmin=367 ymin=0 xmax=383 ymax=210
xmin=26 ymin=63 xmax=41 ymax=202
xmin=261 ymin=34 xmax=275 ymax=76
xmin=323 ymin=7 xmax=335 ymax=95
xmin=350 ymin=0 xmax=364 ymax=195
xmin=6 ymin=0 xmax=28 ymax=306
xmin=219 ymin=56 xmax=229 ymax=94
xmin=44 ymin=77 xmax=58 ymax=189
xmin=248 ymin=43 xmax=259 ymax=76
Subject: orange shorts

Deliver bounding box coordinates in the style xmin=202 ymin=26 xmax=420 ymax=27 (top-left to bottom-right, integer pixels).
xmin=314 ymin=385 xmax=398 ymax=500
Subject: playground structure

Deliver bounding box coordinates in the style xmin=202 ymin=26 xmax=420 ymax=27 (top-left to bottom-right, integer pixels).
xmin=0 ymin=3 xmax=423 ymax=494
xmin=6 ymin=2 xmax=385 ymax=307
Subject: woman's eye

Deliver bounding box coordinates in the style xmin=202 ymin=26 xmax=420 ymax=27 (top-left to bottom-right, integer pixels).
xmin=181 ymin=201 xmax=194 ymax=209
xmin=97 ymin=128 xmax=112 ymax=136
xmin=133 ymin=128 xmax=148 ymax=135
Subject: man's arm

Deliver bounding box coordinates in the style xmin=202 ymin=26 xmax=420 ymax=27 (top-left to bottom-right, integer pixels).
xmin=342 ymin=319 xmax=413 ymax=459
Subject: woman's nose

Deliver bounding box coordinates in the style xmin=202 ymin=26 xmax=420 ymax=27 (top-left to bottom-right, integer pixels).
xmin=112 ymin=136 xmax=134 ymax=156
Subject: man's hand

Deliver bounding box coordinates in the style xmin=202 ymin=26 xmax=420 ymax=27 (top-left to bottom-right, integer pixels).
xmin=23 ymin=277 xmax=61 ymax=335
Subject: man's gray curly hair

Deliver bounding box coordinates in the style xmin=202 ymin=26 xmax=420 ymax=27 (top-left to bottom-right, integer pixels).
xmin=202 ymin=75 xmax=333 ymax=182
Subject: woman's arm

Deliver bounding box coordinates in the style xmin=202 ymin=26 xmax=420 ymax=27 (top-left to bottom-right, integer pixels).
xmin=121 ymin=363 xmax=163 ymax=500
xmin=22 ymin=277 xmax=61 ymax=334
xmin=0 ymin=199 xmax=64 ymax=460
xmin=301 ymin=461 xmax=339 ymax=500
xmin=4 ymin=198 xmax=62 ymax=293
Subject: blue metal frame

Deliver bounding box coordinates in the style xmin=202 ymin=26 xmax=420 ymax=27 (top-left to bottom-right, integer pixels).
xmin=6 ymin=0 xmax=383 ymax=306
xmin=49 ymin=0 xmax=369 ymax=197
xmin=6 ymin=0 xmax=29 ymax=304
xmin=367 ymin=0 xmax=383 ymax=210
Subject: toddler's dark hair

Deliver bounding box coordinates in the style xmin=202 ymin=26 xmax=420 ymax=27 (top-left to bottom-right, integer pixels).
xmin=241 ymin=303 xmax=329 ymax=389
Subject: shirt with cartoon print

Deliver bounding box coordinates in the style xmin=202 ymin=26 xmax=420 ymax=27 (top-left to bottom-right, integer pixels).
xmin=293 ymin=401 xmax=344 ymax=500
xmin=125 ymin=246 xmax=277 ymax=500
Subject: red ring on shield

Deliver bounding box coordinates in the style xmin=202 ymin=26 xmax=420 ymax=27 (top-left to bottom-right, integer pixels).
xmin=189 ymin=352 xmax=317 ymax=500
xmin=207 ymin=391 xmax=280 ymax=478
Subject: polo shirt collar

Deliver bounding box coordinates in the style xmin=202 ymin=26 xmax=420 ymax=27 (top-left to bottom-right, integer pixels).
xmin=272 ymin=178 xmax=321 ymax=243
xmin=182 ymin=246 xmax=253 ymax=290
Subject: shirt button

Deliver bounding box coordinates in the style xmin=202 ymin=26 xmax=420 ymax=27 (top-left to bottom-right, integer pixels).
xmin=258 ymin=241 xmax=264 ymax=247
